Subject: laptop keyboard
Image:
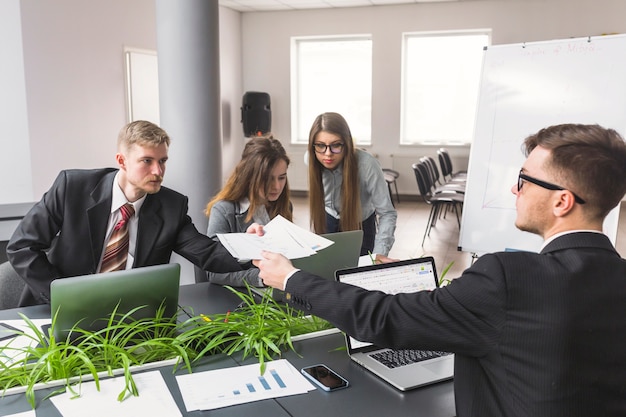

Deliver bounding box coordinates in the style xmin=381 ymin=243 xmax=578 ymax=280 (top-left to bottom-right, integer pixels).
xmin=369 ymin=349 xmax=450 ymax=369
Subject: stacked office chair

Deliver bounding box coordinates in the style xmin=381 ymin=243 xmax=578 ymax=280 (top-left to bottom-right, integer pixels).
xmin=437 ymin=148 xmax=467 ymax=183
xmin=0 ymin=261 xmax=25 ymax=310
xmin=382 ymin=168 xmax=400 ymax=206
xmin=419 ymin=156 xmax=466 ymax=194
xmin=412 ymin=162 xmax=464 ymax=246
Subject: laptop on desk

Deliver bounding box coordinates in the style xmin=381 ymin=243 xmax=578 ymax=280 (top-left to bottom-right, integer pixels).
xmin=49 ymin=263 xmax=180 ymax=341
xmin=335 ymin=257 xmax=454 ymax=391
xmin=251 ymin=230 xmax=363 ymax=301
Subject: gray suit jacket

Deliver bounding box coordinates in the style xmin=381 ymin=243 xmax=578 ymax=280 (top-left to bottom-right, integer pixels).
xmin=7 ymin=168 xmax=241 ymax=306
xmin=204 ymin=200 xmax=265 ymax=287
xmin=282 ymin=232 xmax=626 ymax=417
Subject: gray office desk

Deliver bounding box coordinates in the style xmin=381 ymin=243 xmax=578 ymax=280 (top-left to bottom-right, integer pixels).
xmin=0 ymin=282 xmax=456 ymax=417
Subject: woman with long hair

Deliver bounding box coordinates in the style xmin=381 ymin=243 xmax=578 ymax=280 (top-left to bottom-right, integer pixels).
xmin=307 ymin=112 xmax=397 ymax=262
xmin=205 ymin=135 xmax=292 ymax=286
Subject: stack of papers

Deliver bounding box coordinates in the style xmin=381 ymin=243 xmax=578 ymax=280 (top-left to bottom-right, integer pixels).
xmin=217 ymin=215 xmax=333 ymax=260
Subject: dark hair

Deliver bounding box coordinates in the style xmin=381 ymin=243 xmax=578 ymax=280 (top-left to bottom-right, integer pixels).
xmin=523 ymin=124 xmax=626 ymax=219
xmin=307 ymin=112 xmax=361 ymax=233
xmin=206 ymin=136 xmax=292 ymax=222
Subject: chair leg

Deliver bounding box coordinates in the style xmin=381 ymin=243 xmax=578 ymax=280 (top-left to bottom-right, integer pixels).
xmin=422 ymin=205 xmax=437 ymax=246
xmin=393 ymin=181 xmax=400 ymax=204
xmin=388 ymin=183 xmax=395 ymax=207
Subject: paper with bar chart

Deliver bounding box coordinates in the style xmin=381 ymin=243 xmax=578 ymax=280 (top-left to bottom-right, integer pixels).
xmin=175 ymin=359 xmax=315 ymax=411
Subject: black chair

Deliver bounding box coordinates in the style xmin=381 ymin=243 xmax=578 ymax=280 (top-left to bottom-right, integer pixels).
xmin=0 ymin=261 xmax=25 ymax=310
xmin=382 ymin=168 xmax=400 ymax=206
xmin=419 ymin=156 xmax=465 ymax=194
xmin=412 ymin=162 xmax=464 ymax=246
xmin=437 ymin=148 xmax=467 ymax=183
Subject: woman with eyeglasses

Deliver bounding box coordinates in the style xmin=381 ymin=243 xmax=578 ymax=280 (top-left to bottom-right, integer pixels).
xmin=307 ymin=112 xmax=397 ymax=262
xmin=204 ymin=135 xmax=292 ymax=286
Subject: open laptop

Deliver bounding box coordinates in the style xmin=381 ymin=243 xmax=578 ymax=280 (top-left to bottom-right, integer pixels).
xmin=251 ymin=230 xmax=363 ymax=301
xmin=49 ymin=263 xmax=180 ymax=340
xmin=335 ymin=257 xmax=454 ymax=391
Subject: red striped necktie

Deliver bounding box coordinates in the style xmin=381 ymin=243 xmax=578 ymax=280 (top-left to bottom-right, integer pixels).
xmin=100 ymin=203 xmax=135 ymax=273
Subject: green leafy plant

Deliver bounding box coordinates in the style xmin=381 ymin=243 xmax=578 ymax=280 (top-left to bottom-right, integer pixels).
xmin=0 ymin=286 xmax=333 ymax=408
xmin=177 ymin=285 xmax=334 ymax=374
xmin=438 ymin=261 xmax=454 ymax=287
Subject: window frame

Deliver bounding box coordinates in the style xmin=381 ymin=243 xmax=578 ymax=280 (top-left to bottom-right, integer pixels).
xmin=290 ymin=34 xmax=373 ymax=145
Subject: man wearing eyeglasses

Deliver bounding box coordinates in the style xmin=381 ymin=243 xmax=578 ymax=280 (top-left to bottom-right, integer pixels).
xmin=254 ymin=123 xmax=626 ymax=417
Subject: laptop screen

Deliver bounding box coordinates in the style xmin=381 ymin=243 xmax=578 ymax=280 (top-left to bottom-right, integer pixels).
xmin=335 ymin=257 xmax=438 ymax=350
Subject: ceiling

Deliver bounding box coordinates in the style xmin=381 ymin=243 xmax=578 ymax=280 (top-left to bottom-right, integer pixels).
xmin=219 ymin=0 xmax=465 ymax=12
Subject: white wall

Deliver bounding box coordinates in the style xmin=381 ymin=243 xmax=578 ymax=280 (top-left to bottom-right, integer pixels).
xmin=0 ymin=0 xmax=32 ymax=204
xmin=239 ymin=0 xmax=626 ymax=194
xmin=19 ymin=0 xmax=157 ymax=199
xmin=6 ymin=0 xmax=626 ymax=205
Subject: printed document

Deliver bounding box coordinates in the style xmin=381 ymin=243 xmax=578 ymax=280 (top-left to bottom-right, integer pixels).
xmin=176 ymin=359 xmax=315 ymax=411
xmin=217 ymin=215 xmax=333 ymax=260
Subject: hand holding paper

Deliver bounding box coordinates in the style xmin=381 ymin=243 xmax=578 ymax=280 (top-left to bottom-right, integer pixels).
xmin=217 ymin=215 xmax=333 ymax=260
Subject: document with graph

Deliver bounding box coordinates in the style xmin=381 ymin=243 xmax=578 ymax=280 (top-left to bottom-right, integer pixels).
xmin=175 ymin=359 xmax=315 ymax=411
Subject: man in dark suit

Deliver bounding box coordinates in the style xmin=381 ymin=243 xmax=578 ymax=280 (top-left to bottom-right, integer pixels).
xmin=7 ymin=120 xmax=242 ymax=307
xmin=254 ymin=124 xmax=626 ymax=417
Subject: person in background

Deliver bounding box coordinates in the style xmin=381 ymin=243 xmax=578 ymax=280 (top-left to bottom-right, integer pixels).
xmin=204 ymin=135 xmax=292 ymax=287
xmin=307 ymin=112 xmax=397 ymax=262
xmin=255 ymin=123 xmax=626 ymax=417
xmin=7 ymin=120 xmax=242 ymax=307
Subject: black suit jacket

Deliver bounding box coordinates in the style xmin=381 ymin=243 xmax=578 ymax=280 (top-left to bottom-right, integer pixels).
xmin=7 ymin=168 xmax=241 ymax=306
xmin=283 ymin=232 xmax=626 ymax=417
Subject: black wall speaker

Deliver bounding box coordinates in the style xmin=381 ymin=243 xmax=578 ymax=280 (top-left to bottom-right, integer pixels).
xmin=241 ymin=91 xmax=271 ymax=137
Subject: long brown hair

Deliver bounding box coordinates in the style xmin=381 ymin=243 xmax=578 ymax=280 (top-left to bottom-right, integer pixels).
xmin=205 ymin=136 xmax=292 ymax=222
xmin=308 ymin=112 xmax=361 ymax=233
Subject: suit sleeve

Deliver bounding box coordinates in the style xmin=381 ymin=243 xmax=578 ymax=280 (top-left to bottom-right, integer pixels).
xmin=283 ymin=254 xmax=507 ymax=356
xmin=170 ymin=197 xmax=243 ymax=274
xmin=6 ymin=172 xmax=67 ymax=303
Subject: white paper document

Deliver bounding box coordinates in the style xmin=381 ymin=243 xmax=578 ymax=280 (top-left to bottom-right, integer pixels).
xmin=4 ymin=411 xmax=35 ymax=417
xmin=217 ymin=214 xmax=333 ymax=260
xmin=49 ymin=371 xmax=182 ymax=417
xmin=0 ymin=319 xmax=51 ymax=366
xmin=175 ymin=359 xmax=316 ymax=411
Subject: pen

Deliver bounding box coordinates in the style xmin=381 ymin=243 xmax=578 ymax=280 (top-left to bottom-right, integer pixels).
xmin=368 ymin=251 xmax=376 ymax=265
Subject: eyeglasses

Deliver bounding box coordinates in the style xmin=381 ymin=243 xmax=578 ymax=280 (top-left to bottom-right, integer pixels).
xmin=517 ymin=170 xmax=586 ymax=204
xmin=313 ymin=142 xmax=344 ymax=154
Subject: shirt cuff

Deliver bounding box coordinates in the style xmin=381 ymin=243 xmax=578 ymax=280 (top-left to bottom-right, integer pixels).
xmin=283 ymin=268 xmax=300 ymax=291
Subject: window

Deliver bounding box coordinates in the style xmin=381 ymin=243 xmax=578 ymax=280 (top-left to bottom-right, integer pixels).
xmin=401 ymin=30 xmax=490 ymax=145
xmin=291 ymin=35 xmax=372 ymax=145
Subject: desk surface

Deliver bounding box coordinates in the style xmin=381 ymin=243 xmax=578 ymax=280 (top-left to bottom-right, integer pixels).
xmin=0 ymin=282 xmax=456 ymax=417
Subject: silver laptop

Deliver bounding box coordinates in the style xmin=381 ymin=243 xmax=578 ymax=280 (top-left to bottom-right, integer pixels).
xmin=251 ymin=230 xmax=363 ymax=300
xmin=335 ymin=257 xmax=454 ymax=391
xmin=49 ymin=263 xmax=180 ymax=340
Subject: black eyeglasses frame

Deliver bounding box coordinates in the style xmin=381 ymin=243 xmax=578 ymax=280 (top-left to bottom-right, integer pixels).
xmin=313 ymin=142 xmax=344 ymax=154
xmin=517 ymin=171 xmax=586 ymax=204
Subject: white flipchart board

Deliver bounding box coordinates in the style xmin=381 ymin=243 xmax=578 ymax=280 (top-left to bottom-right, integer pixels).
xmin=459 ymin=34 xmax=626 ymax=254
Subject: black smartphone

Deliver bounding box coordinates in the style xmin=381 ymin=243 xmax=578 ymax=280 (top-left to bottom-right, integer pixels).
xmin=0 ymin=322 xmax=21 ymax=341
xmin=301 ymin=364 xmax=349 ymax=392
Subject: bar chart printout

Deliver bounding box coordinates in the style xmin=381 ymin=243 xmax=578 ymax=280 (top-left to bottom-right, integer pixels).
xmin=175 ymin=359 xmax=315 ymax=411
